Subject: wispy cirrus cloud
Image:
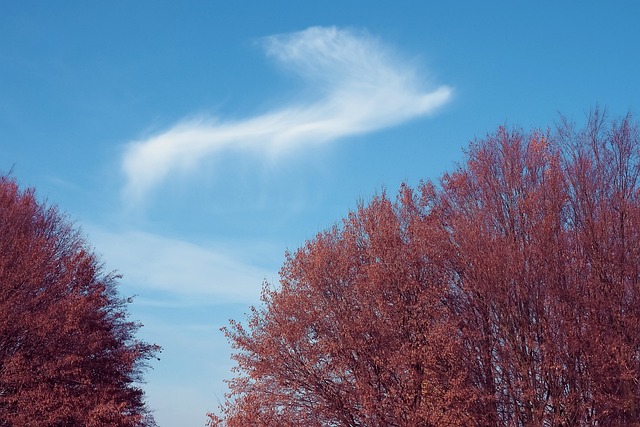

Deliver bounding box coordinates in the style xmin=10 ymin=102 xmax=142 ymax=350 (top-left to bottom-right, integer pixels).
xmin=86 ymin=227 xmax=272 ymax=304
xmin=122 ymin=26 xmax=452 ymax=203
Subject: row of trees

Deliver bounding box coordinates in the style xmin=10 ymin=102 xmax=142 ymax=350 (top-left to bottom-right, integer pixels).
xmin=212 ymin=110 xmax=640 ymax=426
xmin=0 ymin=177 xmax=159 ymax=426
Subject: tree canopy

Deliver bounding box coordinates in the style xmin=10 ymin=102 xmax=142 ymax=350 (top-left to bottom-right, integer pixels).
xmin=0 ymin=177 xmax=160 ymax=426
xmin=211 ymin=110 xmax=640 ymax=426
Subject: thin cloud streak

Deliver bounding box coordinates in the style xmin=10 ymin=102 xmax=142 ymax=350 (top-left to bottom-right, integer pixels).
xmin=86 ymin=227 xmax=271 ymax=304
xmin=122 ymin=26 xmax=452 ymax=203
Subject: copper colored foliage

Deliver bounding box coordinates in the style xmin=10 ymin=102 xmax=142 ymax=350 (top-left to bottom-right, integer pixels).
xmin=0 ymin=177 xmax=160 ymax=426
xmin=212 ymin=110 xmax=640 ymax=426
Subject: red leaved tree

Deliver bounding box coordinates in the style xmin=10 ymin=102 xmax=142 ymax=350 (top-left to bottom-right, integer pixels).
xmin=555 ymin=111 xmax=640 ymax=424
xmin=212 ymin=188 xmax=474 ymax=426
xmin=0 ymin=176 xmax=160 ymax=427
xmin=212 ymin=109 xmax=640 ymax=426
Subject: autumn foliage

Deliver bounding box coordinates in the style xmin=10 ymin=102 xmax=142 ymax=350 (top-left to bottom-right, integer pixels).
xmin=212 ymin=110 xmax=640 ymax=426
xmin=0 ymin=177 xmax=159 ymax=426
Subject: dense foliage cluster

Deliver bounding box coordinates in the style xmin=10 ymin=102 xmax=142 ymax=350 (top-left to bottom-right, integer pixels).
xmin=0 ymin=177 xmax=159 ymax=427
xmin=212 ymin=111 xmax=640 ymax=426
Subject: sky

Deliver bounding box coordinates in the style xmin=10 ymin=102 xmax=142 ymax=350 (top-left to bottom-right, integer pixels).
xmin=1 ymin=2 xmax=639 ymax=426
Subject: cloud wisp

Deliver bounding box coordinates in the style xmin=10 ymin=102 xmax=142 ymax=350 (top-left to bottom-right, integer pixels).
xmin=86 ymin=226 xmax=272 ymax=304
xmin=122 ymin=26 xmax=452 ymax=203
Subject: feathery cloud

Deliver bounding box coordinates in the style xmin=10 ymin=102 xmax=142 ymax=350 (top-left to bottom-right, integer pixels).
xmin=86 ymin=227 xmax=271 ymax=304
xmin=122 ymin=26 xmax=452 ymax=203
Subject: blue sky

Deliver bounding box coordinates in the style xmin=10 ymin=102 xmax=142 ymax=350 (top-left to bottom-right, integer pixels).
xmin=1 ymin=2 xmax=639 ymax=426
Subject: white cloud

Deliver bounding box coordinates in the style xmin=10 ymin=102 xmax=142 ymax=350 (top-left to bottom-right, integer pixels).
xmin=85 ymin=226 xmax=272 ymax=304
xmin=122 ymin=26 xmax=452 ymax=203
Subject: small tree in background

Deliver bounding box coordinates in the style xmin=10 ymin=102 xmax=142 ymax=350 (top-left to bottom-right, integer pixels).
xmin=0 ymin=176 xmax=160 ymax=427
xmin=212 ymin=109 xmax=640 ymax=426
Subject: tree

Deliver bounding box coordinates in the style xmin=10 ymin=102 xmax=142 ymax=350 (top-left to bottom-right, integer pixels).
xmin=554 ymin=110 xmax=640 ymax=424
xmin=212 ymin=188 xmax=474 ymax=427
xmin=0 ymin=176 xmax=160 ymax=427
xmin=212 ymin=110 xmax=640 ymax=426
